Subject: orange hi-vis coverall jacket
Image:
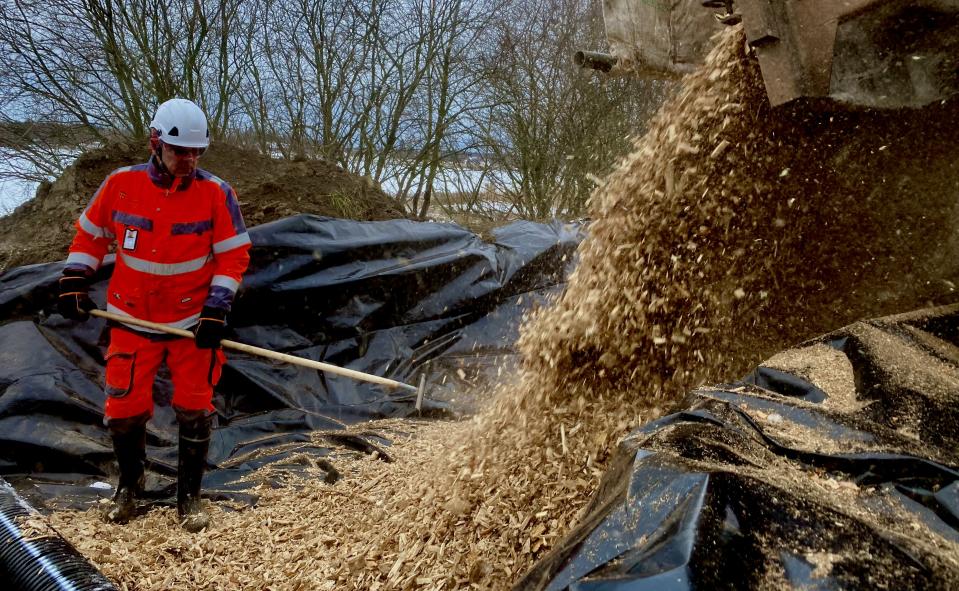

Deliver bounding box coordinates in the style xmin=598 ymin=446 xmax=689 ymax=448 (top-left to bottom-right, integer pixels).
xmin=66 ymin=156 xmax=251 ymax=419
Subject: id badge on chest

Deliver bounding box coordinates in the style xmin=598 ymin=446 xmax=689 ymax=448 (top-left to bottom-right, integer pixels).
xmin=123 ymin=227 xmax=138 ymax=251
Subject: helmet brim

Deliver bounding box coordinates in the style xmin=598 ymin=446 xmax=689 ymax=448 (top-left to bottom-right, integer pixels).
xmin=159 ymin=137 xmax=210 ymax=149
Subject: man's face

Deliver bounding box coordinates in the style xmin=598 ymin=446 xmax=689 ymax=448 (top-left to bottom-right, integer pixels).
xmin=160 ymin=142 xmax=204 ymax=177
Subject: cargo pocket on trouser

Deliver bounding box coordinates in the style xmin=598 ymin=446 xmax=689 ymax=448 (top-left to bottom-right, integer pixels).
xmin=105 ymin=351 xmax=136 ymax=398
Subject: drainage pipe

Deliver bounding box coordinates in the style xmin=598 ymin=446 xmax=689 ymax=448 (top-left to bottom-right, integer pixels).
xmin=0 ymin=478 xmax=116 ymax=590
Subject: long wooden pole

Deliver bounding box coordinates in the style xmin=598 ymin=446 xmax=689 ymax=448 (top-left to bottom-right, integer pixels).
xmin=90 ymin=309 xmax=419 ymax=393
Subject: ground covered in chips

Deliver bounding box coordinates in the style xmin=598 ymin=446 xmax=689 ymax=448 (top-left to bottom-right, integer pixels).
xmin=45 ymin=25 xmax=959 ymax=589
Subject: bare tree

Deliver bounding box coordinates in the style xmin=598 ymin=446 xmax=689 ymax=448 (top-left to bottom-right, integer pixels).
xmin=381 ymin=0 xmax=499 ymax=218
xmin=0 ymin=0 xmax=255 ymax=179
xmin=235 ymin=0 xmax=500 ymax=217
xmin=473 ymin=0 xmax=668 ymax=219
xmin=0 ymin=0 xmax=664 ymax=224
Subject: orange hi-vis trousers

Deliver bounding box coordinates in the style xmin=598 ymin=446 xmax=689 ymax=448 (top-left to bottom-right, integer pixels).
xmin=104 ymin=328 xmax=225 ymax=420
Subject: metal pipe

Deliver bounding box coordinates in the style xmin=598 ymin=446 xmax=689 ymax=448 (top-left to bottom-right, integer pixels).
xmin=573 ymin=50 xmax=617 ymax=72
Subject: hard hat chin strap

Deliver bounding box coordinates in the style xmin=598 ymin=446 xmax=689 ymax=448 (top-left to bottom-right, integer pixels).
xmin=149 ymin=130 xmax=173 ymax=177
xmin=150 ymin=128 xmax=163 ymax=159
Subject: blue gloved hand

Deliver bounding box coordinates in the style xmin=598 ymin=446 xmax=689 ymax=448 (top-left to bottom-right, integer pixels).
xmin=194 ymin=306 xmax=227 ymax=349
xmin=58 ymin=269 xmax=98 ymax=321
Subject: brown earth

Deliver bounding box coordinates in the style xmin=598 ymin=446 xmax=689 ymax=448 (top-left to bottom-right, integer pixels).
xmin=46 ymin=25 xmax=959 ymax=590
xmin=0 ymin=138 xmax=404 ymax=272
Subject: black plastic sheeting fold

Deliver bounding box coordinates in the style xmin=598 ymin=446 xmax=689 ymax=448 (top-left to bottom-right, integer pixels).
xmin=0 ymin=215 xmax=582 ymax=510
xmin=519 ymin=304 xmax=959 ymax=590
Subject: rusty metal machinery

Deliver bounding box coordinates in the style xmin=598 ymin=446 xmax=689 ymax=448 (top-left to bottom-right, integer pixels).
xmin=587 ymin=0 xmax=959 ymax=108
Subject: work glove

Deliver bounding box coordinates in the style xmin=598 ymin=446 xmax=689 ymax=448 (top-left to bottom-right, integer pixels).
xmin=58 ymin=269 xmax=98 ymax=321
xmin=194 ymin=306 xmax=227 ymax=349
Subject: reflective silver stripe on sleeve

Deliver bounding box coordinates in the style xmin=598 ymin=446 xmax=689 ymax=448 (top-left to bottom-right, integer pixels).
xmin=106 ymin=304 xmax=201 ymax=333
xmin=79 ymin=212 xmax=115 ymax=239
xmin=119 ymin=252 xmax=212 ymax=276
xmin=211 ymin=274 xmax=240 ymax=292
xmin=103 ymin=253 xmax=116 ymax=266
xmin=212 ymin=232 xmax=251 ymax=254
xmin=66 ymin=252 xmax=101 ymax=270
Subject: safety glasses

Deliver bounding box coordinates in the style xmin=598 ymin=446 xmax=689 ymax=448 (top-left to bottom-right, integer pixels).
xmin=164 ymin=143 xmax=206 ymax=157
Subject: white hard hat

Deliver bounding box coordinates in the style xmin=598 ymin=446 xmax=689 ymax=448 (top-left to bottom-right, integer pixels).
xmin=149 ymin=98 xmax=210 ymax=148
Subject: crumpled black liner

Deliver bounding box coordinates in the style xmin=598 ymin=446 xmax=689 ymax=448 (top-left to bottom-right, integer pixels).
xmin=0 ymin=215 xmax=582 ymax=510
xmin=519 ymin=304 xmax=959 ymax=590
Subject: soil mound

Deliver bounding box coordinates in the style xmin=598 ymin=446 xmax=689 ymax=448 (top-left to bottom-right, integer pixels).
xmin=0 ymin=138 xmax=403 ymax=272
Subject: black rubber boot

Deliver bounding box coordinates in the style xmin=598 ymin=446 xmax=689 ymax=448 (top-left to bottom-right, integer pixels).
xmin=176 ymin=409 xmax=212 ymax=533
xmin=101 ymin=414 xmax=148 ymax=525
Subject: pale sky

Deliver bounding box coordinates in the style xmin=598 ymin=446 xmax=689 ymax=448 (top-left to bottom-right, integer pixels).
xmin=0 ymin=177 xmax=38 ymax=216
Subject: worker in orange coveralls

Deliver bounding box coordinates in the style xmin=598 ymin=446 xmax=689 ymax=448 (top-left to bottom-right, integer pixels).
xmin=57 ymin=99 xmax=251 ymax=532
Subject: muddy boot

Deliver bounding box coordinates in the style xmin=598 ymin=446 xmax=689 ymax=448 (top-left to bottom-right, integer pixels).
xmin=176 ymin=410 xmax=212 ymax=533
xmin=101 ymin=414 xmax=148 ymax=525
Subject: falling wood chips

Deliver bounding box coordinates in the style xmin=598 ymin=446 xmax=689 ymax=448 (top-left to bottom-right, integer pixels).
xmin=48 ymin=24 xmax=959 ymax=590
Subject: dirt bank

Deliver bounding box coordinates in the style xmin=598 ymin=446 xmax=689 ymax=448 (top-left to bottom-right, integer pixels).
xmin=0 ymin=138 xmax=404 ymax=272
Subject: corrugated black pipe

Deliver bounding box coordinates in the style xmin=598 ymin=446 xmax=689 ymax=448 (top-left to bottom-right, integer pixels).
xmin=0 ymin=478 xmax=116 ymax=591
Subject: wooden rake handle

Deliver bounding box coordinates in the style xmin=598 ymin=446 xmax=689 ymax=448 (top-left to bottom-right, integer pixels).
xmin=89 ymin=309 xmax=420 ymax=394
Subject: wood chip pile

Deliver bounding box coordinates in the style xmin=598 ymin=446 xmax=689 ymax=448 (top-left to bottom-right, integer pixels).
xmin=46 ymin=25 xmax=959 ymax=589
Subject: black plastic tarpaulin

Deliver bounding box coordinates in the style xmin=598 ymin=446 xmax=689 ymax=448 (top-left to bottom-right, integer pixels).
xmin=0 ymin=215 xmax=582 ymax=509
xmin=519 ymin=304 xmax=959 ymax=590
